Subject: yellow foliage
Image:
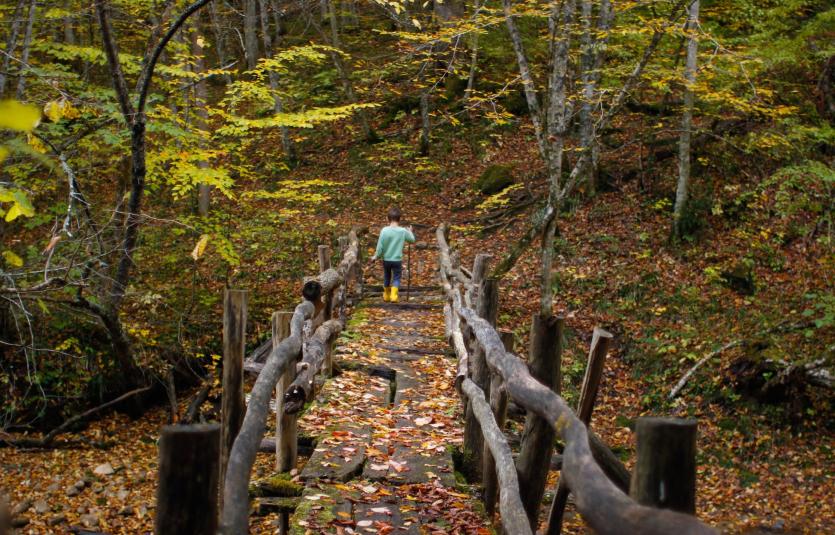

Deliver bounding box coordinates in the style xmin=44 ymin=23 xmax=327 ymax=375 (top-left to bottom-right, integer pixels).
xmin=0 ymin=100 xmax=41 ymax=131
xmin=2 ymin=250 xmax=23 ymax=268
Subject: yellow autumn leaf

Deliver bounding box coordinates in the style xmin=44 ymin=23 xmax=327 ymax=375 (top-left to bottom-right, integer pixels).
xmin=44 ymin=99 xmax=80 ymax=122
xmin=0 ymin=100 xmax=41 ymax=131
xmin=27 ymin=133 xmax=47 ymax=154
xmin=0 ymin=146 xmax=7 ymax=163
xmin=2 ymin=250 xmax=23 ymax=267
xmin=191 ymin=234 xmax=209 ymax=260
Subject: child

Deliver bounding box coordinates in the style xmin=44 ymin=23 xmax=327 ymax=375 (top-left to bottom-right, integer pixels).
xmin=371 ymin=207 xmax=415 ymax=303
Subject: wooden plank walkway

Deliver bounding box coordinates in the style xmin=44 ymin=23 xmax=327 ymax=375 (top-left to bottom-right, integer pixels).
xmin=280 ymin=290 xmax=488 ymax=534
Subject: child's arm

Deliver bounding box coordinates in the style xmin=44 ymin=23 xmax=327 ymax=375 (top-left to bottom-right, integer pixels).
xmin=405 ymin=226 xmax=416 ymax=243
xmin=372 ymin=231 xmax=384 ymax=260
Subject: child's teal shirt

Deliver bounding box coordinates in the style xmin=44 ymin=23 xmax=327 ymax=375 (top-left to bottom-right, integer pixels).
xmin=373 ymin=225 xmax=415 ymax=261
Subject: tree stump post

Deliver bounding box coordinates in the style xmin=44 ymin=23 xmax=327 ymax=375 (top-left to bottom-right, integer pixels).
xmin=630 ymin=417 xmax=698 ymax=515
xmin=220 ymin=289 xmax=247 ymax=510
xmin=483 ymin=329 xmax=513 ymax=517
xmin=156 ymin=424 xmax=220 ymax=535
xmin=463 ymin=277 xmax=498 ymax=481
xmin=274 ymin=311 xmax=298 ymax=471
xmin=545 ymin=327 xmax=613 ymax=535
xmin=516 ymin=313 xmax=563 ymax=529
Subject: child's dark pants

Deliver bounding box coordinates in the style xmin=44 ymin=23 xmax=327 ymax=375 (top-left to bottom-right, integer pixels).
xmin=383 ymin=261 xmax=402 ymax=288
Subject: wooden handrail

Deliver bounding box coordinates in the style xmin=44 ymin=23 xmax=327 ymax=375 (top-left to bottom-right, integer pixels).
xmin=219 ymin=229 xmax=360 ymax=535
xmin=437 ymin=223 xmax=717 ymax=535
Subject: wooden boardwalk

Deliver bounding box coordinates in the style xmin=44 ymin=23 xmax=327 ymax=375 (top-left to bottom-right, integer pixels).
xmin=261 ymin=289 xmax=487 ymax=533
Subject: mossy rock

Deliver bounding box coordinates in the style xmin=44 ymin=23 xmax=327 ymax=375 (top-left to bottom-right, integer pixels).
xmin=474 ymin=165 xmax=514 ymax=195
xmin=249 ymin=473 xmax=304 ymax=498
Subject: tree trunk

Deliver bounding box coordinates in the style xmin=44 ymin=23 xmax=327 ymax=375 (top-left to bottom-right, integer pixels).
xmin=578 ymin=0 xmax=594 ymax=193
xmin=209 ymin=0 xmax=233 ymax=84
xmin=419 ymin=84 xmax=431 ymax=155
xmin=192 ymin=15 xmax=212 ymax=216
xmin=0 ymin=0 xmax=26 ymax=96
xmin=672 ymin=0 xmax=699 ymax=240
xmin=258 ymin=0 xmax=295 ymax=161
xmin=64 ymin=0 xmax=76 ymax=44
xmin=15 ymin=0 xmax=37 ymax=100
xmin=244 ymin=0 xmax=260 ymax=69
xmin=323 ymin=0 xmax=372 ymax=140
xmin=465 ymin=0 xmax=482 ymax=102
xmin=539 ymin=0 xmax=575 ymax=316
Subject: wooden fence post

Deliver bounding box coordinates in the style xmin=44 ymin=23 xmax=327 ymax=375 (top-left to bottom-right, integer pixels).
xmin=630 ymin=417 xmax=698 ymax=515
xmin=483 ymin=329 xmax=514 ymax=517
xmin=318 ymin=245 xmax=333 ymax=321
xmin=545 ymin=327 xmax=613 ymax=535
xmin=273 ymin=311 xmax=297 ymax=472
xmin=516 ymin=313 xmax=563 ymax=529
xmin=219 ymin=289 xmax=247 ymax=511
xmin=318 ymin=244 xmax=335 ymax=376
xmin=462 ymin=277 xmax=498 ymax=481
xmin=156 ymin=424 xmax=221 ymax=535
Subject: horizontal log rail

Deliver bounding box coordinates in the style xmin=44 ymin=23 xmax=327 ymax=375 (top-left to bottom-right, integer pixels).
xmin=243 ymin=230 xmax=359 ymax=374
xmin=219 ymin=230 xmax=360 ymax=535
xmin=436 ymin=223 xmax=717 ymax=535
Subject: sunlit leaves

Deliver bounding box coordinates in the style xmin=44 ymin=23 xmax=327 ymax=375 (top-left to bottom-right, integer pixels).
xmin=0 ymin=187 xmax=35 ymax=222
xmin=0 ymin=100 xmax=41 ymax=132
xmin=191 ymin=234 xmax=209 ymax=261
xmin=242 ymin=179 xmax=345 ymax=205
xmin=43 ymin=99 xmax=80 ymax=122
xmin=218 ymin=103 xmax=378 ymax=134
xmin=147 ymin=148 xmax=234 ymax=201
xmin=2 ymin=250 xmax=24 ymax=268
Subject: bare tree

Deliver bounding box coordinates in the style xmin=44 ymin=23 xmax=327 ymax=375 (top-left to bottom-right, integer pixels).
xmin=493 ymin=0 xmax=690 ymax=286
xmin=88 ymin=0 xmax=216 ymax=392
xmin=192 ymin=14 xmax=213 ymax=216
xmin=672 ymin=0 xmax=700 ymax=240
xmin=258 ymin=0 xmax=295 ymax=161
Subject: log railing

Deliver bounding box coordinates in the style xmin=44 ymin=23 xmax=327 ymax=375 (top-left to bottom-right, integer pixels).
xmin=217 ymin=229 xmax=360 ymax=535
xmin=436 ymin=223 xmax=717 ymax=535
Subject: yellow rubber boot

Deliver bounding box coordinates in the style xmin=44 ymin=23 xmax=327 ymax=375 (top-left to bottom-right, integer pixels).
xmin=383 ymin=287 xmax=391 ymax=302
xmin=390 ymin=287 xmax=399 ymax=303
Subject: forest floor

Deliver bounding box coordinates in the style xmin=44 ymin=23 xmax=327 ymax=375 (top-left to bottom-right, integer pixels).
xmin=1 ymin=118 xmax=833 ymax=533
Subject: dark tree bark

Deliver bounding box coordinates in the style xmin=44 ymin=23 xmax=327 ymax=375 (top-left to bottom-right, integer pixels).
xmin=155 ymin=425 xmax=220 ymax=535
xmin=14 ymin=0 xmax=37 ymax=100
xmin=515 ymin=313 xmax=563 ymax=529
xmin=258 ymin=0 xmax=295 ymax=161
xmin=243 ymin=0 xmax=260 ymax=69
xmin=630 ymin=417 xmax=698 ymax=514
xmin=462 ymin=278 xmax=498 ymax=479
xmin=93 ymin=0 xmax=216 ymax=393
xmin=0 ymin=0 xmax=27 ymax=96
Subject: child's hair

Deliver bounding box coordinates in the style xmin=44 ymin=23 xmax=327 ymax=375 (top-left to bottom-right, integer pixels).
xmin=387 ymin=206 xmax=402 ymax=222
